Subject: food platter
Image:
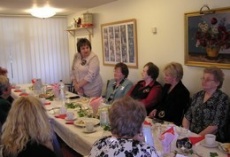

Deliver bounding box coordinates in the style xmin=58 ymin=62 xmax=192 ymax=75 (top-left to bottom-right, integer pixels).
xmin=74 ymin=118 xmax=100 ymax=127
xmin=218 ymin=143 xmax=230 ymax=154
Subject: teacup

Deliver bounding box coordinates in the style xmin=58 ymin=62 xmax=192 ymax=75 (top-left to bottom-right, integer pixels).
xmin=205 ymin=134 xmax=216 ymax=145
xmin=85 ymin=121 xmax=94 ymax=132
xmin=66 ymin=112 xmax=74 ymax=120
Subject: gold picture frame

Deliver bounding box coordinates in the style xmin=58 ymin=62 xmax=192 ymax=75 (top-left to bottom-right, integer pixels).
xmin=101 ymin=19 xmax=138 ymax=68
xmin=184 ymin=7 xmax=230 ymax=69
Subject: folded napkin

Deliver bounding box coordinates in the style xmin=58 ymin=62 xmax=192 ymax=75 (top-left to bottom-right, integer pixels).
xmin=19 ymin=93 xmax=29 ymax=97
xmin=143 ymin=120 xmax=152 ymax=126
xmin=14 ymin=89 xmax=22 ymax=92
xmin=89 ymin=97 xmax=103 ymax=116
xmin=44 ymin=102 xmax=51 ymax=105
xmin=65 ymin=121 xmax=74 ymax=125
xmin=54 ymin=114 xmax=66 ymax=119
xmin=188 ymin=136 xmax=204 ymax=145
xmin=160 ymin=127 xmax=177 ymax=154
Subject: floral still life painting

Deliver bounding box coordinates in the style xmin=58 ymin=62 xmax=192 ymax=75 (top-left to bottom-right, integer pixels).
xmin=185 ymin=7 xmax=230 ymax=69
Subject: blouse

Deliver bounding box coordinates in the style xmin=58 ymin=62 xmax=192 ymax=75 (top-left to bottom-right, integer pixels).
xmin=89 ymin=136 xmax=159 ymax=157
xmin=127 ymin=80 xmax=162 ymax=114
xmin=72 ymin=52 xmax=103 ymax=97
xmin=155 ymin=81 xmax=190 ymax=126
xmin=105 ymin=79 xmax=133 ymax=104
xmin=185 ymin=90 xmax=230 ymax=141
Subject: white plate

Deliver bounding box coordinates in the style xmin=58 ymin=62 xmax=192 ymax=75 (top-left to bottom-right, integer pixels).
xmin=200 ymin=140 xmax=218 ymax=148
xmin=83 ymin=128 xmax=97 ymax=133
xmin=74 ymin=117 xmax=100 ymax=127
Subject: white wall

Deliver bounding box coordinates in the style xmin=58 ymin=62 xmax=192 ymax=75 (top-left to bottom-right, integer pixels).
xmin=67 ymin=0 xmax=230 ymax=96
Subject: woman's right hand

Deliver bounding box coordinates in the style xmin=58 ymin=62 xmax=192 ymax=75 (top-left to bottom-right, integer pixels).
xmin=148 ymin=109 xmax=157 ymax=118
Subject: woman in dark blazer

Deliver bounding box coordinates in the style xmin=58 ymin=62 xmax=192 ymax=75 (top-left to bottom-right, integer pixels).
xmin=149 ymin=62 xmax=190 ymax=126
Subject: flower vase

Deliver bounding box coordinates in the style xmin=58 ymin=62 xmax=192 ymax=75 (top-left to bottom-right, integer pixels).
xmin=206 ymin=47 xmax=220 ymax=59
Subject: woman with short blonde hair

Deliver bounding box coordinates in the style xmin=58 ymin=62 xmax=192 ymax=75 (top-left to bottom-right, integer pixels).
xmin=1 ymin=96 xmax=56 ymax=157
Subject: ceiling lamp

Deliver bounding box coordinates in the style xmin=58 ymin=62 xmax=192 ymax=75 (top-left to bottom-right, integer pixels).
xmin=30 ymin=7 xmax=56 ymax=18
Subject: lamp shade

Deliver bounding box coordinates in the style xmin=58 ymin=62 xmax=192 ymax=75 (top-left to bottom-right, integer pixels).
xmin=31 ymin=7 xmax=56 ymax=18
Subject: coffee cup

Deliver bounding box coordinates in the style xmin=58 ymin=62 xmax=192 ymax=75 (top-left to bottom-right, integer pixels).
xmin=205 ymin=134 xmax=216 ymax=145
xmin=85 ymin=121 xmax=94 ymax=132
xmin=142 ymin=125 xmax=154 ymax=146
xmin=66 ymin=112 xmax=74 ymax=120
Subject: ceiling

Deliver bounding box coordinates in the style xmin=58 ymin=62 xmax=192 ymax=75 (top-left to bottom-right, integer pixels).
xmin=0 ymin=0 xmax=117 ymax=16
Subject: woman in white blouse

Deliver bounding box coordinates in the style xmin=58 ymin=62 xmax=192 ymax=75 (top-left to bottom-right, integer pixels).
xmin=71 ymin=38 xmax=102 ymax=97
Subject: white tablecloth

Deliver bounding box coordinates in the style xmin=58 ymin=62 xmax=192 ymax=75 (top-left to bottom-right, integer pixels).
xmin=11 ymin=84 xmax=228 ymax=157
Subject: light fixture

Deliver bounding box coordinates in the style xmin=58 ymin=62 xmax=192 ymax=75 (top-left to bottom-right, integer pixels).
xmin=30 ymin=6 xmax=56 ymax=18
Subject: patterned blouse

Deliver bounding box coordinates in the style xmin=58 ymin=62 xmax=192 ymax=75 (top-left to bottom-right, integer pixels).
xmin=185 ymin=90 xmax=230 ymax=141
xmin=89 ymin=136 xmax=159 ymax=157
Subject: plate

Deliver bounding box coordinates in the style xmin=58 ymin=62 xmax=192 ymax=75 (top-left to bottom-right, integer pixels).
xmin=74 ymin=117 xmax=100 ymax=127
xmin=200 ymin=140 xmax=219 ymax=148
xmin=83 ymin=128 xmax=97 ymax=133
xmin=65 ymin=117 xmax=77 ymax=121
xmin=218 ymin=143 xmax=230 ymax=154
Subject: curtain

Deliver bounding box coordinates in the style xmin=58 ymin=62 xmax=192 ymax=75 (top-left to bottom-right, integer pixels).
xmin=0 ymin=16 xmax=70 ymax=84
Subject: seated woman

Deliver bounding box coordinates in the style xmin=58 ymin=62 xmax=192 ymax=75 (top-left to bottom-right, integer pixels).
xmin=105 ymin=62 xmax=133 ymax=104
xmin=127 ymin=62 xmax=162 ymax=114
xmin=1 ymin=96 xmax=56 ymax=157
xmin=89 ymin=96 xmax=158 ymax=157
xmin=149 ymin=62 xmax=190 ymax=126
xmin=182 ymin=66 xmax=230 ymax=142
xmin=0 ymin=75 xmax=12 ymax=125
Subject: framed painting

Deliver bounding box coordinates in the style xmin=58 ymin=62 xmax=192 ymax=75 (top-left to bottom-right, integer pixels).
xmin=101 ymin=19 xmax=138 ymax=68
xmin=184 ymin=7 xmax=230 ymax=69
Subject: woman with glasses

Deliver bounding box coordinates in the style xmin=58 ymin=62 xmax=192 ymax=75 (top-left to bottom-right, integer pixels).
xmin=182 ymin=66 xmax=230 ymax=142
xmin=105 ymin=62 xmax=133 ymax=104
xmin=71 ymin=38 xmax=102 ymax=97
xmin=149 ymin=62 xmax=190 ymax=126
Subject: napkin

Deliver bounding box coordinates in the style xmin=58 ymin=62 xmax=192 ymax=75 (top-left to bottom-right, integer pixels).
xmin=143 ymin=120 xmax=152 ymax=126
xmin=65 ymin=121 xmax=74 ymax=125
xmin=188 ymin=136 xmax=204 ymax=145
xmin=160 ymin=127 xmax=177 ymax=153
xmin=54 ymin=114 xmax=66 ymax=119
xmin=89 ymin=97 xmax=103 ymax=116
xmin=14 ymin=89 xmax=22 ymax=92
xmin=19 ymin=93 xmax=29 ymax=97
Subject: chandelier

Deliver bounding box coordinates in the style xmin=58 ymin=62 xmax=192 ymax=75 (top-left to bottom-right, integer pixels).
xmin=30 ymin=6 xmax=56 ymax=18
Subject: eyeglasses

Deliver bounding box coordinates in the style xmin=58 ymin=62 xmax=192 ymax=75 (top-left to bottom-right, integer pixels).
xmin=200 ymin=77 xmax=215 ymax=82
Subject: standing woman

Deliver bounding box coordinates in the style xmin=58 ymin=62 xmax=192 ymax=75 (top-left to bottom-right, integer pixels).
xmin=149 ymin=62 xmax=190 ymax=126
xmin=71 ymin=38 xmax=103 ymax=97
xmin=105 ymin=62 xmax=133 ymax=104
xmin=182 ymin=66 xmax=229 ymax=142
xmin=127 ymin=62 xmax=162 ymax=114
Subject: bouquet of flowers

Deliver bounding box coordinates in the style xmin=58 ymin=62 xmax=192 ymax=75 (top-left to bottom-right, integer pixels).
xmin=196 ymin=17 xmax=230 ymax=50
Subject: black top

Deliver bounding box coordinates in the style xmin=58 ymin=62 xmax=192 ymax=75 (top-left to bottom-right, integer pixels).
xmin=0 ymin=97 xmax=11 ymax=125
xmin=155 ymin=81 xmax=190 ymax=126
xmin=3 ymin=141 xmax=56 ymax=157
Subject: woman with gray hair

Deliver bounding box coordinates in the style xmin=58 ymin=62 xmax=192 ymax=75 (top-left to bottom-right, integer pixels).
xmin=183 ymin=66 xmax=229 ymax=142
xmin=89 ymin=96 xmax=158 ymax=157
xmin=149 ymin=62 xmax=190 ymax=126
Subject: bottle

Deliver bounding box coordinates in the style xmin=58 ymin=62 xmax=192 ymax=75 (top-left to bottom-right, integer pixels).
xmin=59 ymin=80 xmax=66 ymax=103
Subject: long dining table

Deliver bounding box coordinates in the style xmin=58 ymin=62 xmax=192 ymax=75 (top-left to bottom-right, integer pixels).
xmin=11 ymin=84 xmax=228 ymax=157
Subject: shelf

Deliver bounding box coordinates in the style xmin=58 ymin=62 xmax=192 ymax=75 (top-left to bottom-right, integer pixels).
xmin=66 ymin=26 xmax=93 ymax=37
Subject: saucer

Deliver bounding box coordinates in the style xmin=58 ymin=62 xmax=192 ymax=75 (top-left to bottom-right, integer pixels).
xmin=200 ymin=140 xmax=218 ymax=148
xmin=83 ymin=128 xmax=96 ymax=133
